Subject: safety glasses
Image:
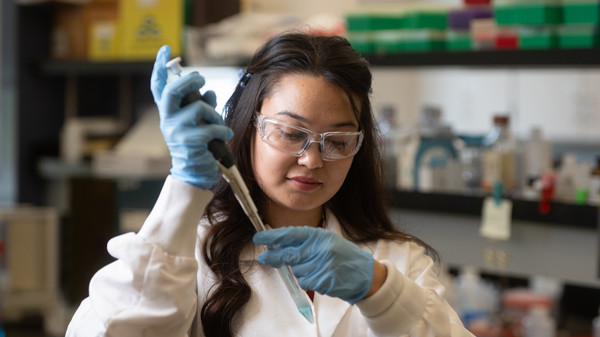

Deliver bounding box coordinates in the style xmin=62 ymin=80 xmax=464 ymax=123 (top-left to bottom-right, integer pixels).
xmin=254 ymin=113 xmax=363 ymax=161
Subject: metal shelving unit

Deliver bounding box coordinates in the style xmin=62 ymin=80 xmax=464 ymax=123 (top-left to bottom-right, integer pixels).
xmin=364 ymin=48 xmax=600 ymax=67
xmin=388 ymin=189 xmax=599 ymax=229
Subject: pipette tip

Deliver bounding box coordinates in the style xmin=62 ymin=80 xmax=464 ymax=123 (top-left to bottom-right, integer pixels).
xmin=299 ymin=306 xmax=315 ymax=324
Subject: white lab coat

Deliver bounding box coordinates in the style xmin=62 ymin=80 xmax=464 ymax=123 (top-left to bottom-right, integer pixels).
xmin=66 ymin=176 xmax=474 ymax=337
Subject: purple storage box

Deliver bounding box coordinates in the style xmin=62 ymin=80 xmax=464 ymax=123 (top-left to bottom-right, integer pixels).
xmin=448 ymin=7 xmax=493 ymax=30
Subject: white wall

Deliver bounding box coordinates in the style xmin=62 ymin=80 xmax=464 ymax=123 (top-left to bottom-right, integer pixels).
xmin=371 ymin=67 xmax=600 ymax=143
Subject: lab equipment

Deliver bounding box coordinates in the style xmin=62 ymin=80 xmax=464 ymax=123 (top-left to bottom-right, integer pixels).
xmin=396 ymin=106 xmax=458 ymax=192
xmin=253 ymin=226 xmax=374 ymax=305
xmin=163 ymin=54 xmax=315 ymax=324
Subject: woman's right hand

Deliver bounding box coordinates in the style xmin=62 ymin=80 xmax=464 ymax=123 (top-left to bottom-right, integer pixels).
xmin=151 ymin=45 xmax=233 ymax=189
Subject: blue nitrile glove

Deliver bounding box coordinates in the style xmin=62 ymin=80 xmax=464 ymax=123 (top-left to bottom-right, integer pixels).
xmin=151 ymin=45 xmax=233 ymax=188
xmin=253 ymin=226 xmax=375 ymax=304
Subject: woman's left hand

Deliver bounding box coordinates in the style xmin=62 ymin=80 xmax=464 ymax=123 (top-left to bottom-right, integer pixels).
xmin=253 ymin=226 xmax=374 ymax=304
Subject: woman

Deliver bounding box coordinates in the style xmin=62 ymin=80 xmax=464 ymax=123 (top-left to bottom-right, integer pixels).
xmin=67 ymin=32 xmax=473 ymax=337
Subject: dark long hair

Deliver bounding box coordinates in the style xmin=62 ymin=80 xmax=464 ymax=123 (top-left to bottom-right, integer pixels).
xmin=200 ymin=32 xmax=436 ymax=337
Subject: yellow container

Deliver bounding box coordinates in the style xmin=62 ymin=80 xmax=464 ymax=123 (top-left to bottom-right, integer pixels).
xmin=117 ymin=0 xmax=183 ymax=60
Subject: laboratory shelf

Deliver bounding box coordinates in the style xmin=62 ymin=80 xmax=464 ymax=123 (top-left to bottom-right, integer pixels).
xmin=39 ymin=48 xmax=600 ymax=75
xmin=40 ymin=60 xmax=154 ymax=76
xmin=365 ymin=48 xmax=600 ymax=67
xmin=388 ymin=189 xmax=599 ymax=229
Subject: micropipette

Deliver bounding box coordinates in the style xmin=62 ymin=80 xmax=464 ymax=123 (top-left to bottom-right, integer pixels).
xmin=208 ymin=143 xmax=315 ymax=324
xmin=166 ymin=57 xmax=315 ymax=324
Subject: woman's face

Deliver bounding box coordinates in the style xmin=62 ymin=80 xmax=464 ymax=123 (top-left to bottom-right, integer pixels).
xmin=251 ymin=73 xmax=360 ymax=219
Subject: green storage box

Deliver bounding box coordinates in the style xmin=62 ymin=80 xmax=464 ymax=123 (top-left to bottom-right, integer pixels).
xmin=346 ymin=13 xmax=404 ymax=32
xmin=519 ymin=27 xmax=559 ymax=48
xmin=495 ymin=2 xmax=563 ymax=25
xmin=446 ymin=31 xmax=472 ymax=51
xmin=372 ymin=29 xmax=446 ymax=54
xmin=562 ymin=1 xmax=600 ymax=25
xmin=401 ymin=11 xmax=448 ymax=30
xmin=558 ymin=25 xmax=600 ymax=47
xmin=372 ymin=30 xmax=405 ymax=54
xmin=403 ymin=39 xmax=446 ymax=52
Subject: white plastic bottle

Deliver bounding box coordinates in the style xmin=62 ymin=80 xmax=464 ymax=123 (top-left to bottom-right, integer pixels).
xmin=522 ymin=305 xmax=555 ymax=337
xmin=555 ymin=153 xmax=578 ymax=203
xmin=522 ymin=127 xmax=552 ymax=183
xmin=377 ymin=105 xmax=398 ymax=187
xmin=453 ymin=266 xmax=497 ymax=330
xmin=593 ymin=307 xmax=600 ymax=337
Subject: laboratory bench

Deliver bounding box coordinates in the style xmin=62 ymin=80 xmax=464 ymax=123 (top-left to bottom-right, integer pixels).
xmin=389 ymin=189 xmax=598 ymax=229
xmin=387 ymin=190 xmax=600 ymax=336
xmin=386 ymin=188 xmax=600 ymax=287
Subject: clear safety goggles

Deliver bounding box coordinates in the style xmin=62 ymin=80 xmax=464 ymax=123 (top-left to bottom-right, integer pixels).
xmin=254 ymin=113 xmax=364 ymax=161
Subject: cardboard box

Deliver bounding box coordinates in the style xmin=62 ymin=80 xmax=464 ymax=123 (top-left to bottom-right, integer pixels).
xmin=51 ymin=0 xmax=119 ymax=60
xmin=118 ymin=0 xmax=183 ymax=60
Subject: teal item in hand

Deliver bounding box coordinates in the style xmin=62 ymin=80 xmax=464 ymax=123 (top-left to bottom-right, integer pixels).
xmin=253 ymin=226 xmax=374 ymax=304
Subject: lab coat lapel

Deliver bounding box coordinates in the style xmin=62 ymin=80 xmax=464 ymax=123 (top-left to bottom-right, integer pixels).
xmin=242 ymin=264 xmax=319 ymax=336
xmin=314 ymin=293 xmax=351 ymax=336
xmin=237 ymin=209 xmax=359 ymax=336
xmin=313 ymin=210 xmax=353 ymax=336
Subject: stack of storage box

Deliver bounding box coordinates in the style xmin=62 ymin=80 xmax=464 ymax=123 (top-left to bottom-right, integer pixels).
xmin=559 ymin=0 xmax=600 ymax=47
xmin=346 ymin=0 xmax=600 ymax=54
xmin=494 ymin=0 xmax=563 ymax=49
xmin=495 ymin=0 xmax=600 ymax=49
xmin=346 ymin=10 xmax=448 ymax=54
